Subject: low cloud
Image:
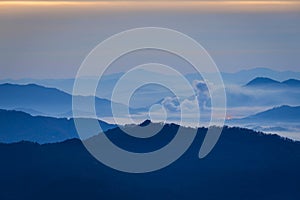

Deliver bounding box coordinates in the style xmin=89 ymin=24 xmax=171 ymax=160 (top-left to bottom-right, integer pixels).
xmin=161 ymin=79 xmax=212 ymax=117
xmin=161 ymin=97 xmax=180 ymax=112
xmin=193 ymin=80 xmax=211 ymax=110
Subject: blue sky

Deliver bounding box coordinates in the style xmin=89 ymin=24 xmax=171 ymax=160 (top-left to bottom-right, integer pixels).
xmin=0 ymin=1 xmax=300 ymax=79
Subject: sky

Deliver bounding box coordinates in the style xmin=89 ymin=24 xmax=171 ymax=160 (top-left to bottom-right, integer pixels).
xmin=0 ymin=0 xmax=300 ymax=79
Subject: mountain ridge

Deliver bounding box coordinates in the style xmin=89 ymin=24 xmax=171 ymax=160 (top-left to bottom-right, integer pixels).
xmin=0 ymin=83 xmax=129 ymax=118
xmin=3 ymin=67 xmax=300 ymax=93
xmin=0 ymin=109 xmax=116 ymax=143
xmin=245 ymin=105 xmax=300 ymax=122
xmin=245 ymin=77 xmax=300 ymax=88
xmin=0 ymin=125 xmax=299 ymax=199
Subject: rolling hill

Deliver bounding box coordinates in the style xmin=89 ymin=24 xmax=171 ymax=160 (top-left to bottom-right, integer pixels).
xmin=0 ymin=83 xmax=129 ymax=118
xmin=226 ymin=105 xmax=300 ymax=139
xmin=245 ymin=77 xmax=300 ymax=88
xmin=238 ymin=105 xmax=300 ymax=123
xmin=0 ymin=109 xmax=116 ymax=143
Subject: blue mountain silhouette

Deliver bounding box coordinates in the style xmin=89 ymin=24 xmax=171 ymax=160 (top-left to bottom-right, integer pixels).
xmin=245 ymin=77 xmax=300 ymax=88
xmin=0 ymin=83 xmax=129 ymax=118
xmin=0 ymin=123 xmax=299 ymax=199
xmin=0 ymin=109 xmax=116 ymax=143
xmin=245 ymin=105 xmax=300 ymax=122
xmin=3 ymin=67 xmax=300 ymax=91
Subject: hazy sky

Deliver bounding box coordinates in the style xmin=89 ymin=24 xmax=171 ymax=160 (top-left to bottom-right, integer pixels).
xmin=1 ymin=0 xmax=300 ymax=79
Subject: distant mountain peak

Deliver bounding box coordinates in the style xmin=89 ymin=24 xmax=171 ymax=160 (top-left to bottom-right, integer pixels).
xmin=245 ymin=77 xmax=280 ymax=87
xmin=273 ymin=105 xmax=291 ymax=109
xmin=245 ymin=77 xmax=300 ymax=88
xmin=139 ymin=119 xmax=152 ymax=127
xmin=282 ymin=79 xmax=300 ymax=86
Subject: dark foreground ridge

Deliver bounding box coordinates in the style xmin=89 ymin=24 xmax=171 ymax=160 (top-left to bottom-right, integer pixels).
xmin=0 ymin=124 xmax=299 ymax=200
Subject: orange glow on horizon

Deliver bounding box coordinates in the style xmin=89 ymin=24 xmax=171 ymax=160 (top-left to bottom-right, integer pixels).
xmin=0 ymin=1 xmax=300 ymax=6
xmin=0 ymin=1 xmax=300 ymax=12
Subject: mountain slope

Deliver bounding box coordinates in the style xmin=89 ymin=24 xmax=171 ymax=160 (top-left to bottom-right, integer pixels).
xmin=241 ymin=105 xmax=300 ymax=122
xmin=245 ymin=77 xmax=280 ymax=87
xmin=0 ymin=109 xmax=116 ymax=143
xmin=282 ymin=79 xmax=300 ymax=87
xmin=0 ymin=83 xmax=126 ymax=118
xmin=223 ymin=67 xmax=300 ymax=85
xmin=0 ymin=125 xmax=299 ymax=199
xmin=245 ymin=77 xmax=300 ymax=88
